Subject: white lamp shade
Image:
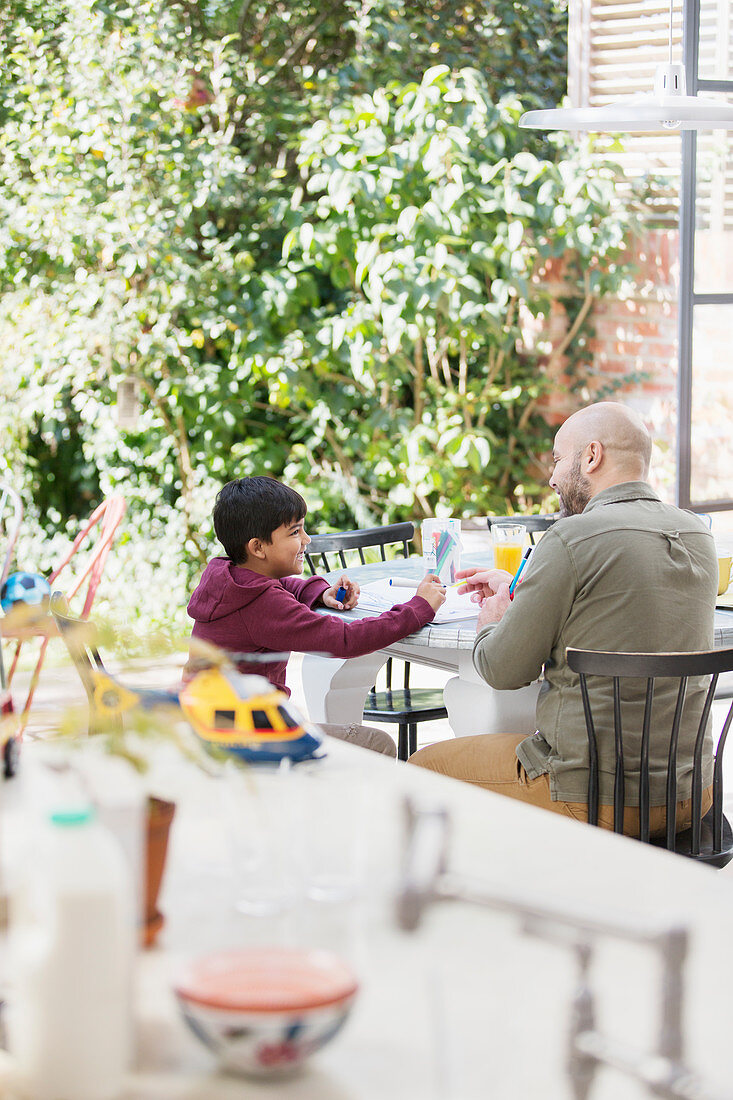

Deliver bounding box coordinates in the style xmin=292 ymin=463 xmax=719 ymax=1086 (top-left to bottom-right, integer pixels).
xmin=520 ymin=64 xmax=733 ymax=132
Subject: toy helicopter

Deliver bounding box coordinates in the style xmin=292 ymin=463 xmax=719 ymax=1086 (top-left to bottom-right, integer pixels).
xmin=50 ymin=601 xmax=326 ymax=766
xmin=94 ymin=663 xmax=325 ymax=765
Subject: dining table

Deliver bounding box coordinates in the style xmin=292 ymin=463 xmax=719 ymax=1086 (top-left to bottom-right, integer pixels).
xmin=301 ymin=557 xmax=733 ymax=738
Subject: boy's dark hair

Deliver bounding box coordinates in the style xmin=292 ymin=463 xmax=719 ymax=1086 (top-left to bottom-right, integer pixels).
xmin=213 ymin=477 xmax=307 ymax=563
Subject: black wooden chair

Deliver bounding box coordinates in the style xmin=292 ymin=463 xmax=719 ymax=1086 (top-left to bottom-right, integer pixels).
xmin=305 ymin=523 xmax=448 ymax=761
xmin=566 ymin=646 xmax=733 ymax=868
xmin=486 ymin=514 xmax=558 ymax=545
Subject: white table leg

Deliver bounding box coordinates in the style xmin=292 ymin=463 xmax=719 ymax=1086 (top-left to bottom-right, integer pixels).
xmin=443 ymin=655 xmax=542 ymax=737
xmin=301 ymin=651 xmax=389 ymax=725
xmin=303 ymin=647 xmax=541 ymax=740
xmin=443 ymin=677 xmax=541 ymax=737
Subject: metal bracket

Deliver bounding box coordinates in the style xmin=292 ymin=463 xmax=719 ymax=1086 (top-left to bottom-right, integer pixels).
xmin=395 ymin=797 xmax=730 ymax=1100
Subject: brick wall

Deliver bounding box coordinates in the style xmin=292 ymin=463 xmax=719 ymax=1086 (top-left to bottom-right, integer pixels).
xmin=589 ymin=229 xmax=679 ymax=500
xmin=527 ymin=228 xmax=681 ymax=502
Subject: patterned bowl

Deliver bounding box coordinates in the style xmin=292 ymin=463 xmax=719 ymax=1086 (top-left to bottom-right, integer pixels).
xmin=174 ymin=947 xmax=359 ymax=1077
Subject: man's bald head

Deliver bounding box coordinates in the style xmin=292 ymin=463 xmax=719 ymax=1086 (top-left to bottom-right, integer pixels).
xmin=549 ymin=402 xmax=653 ymax=516
xmin=558 ymin=402 xmax=652 ymax=481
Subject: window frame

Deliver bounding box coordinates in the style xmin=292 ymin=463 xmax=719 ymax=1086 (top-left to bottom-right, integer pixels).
xmin=677 ymin=0 xmax=733 ymax=512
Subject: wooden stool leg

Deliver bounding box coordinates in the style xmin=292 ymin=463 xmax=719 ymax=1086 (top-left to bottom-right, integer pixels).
xmin=398 ymin=724 xmax=409 ymax=761
xmin=408 ymin=723 xmax=417 ymax=758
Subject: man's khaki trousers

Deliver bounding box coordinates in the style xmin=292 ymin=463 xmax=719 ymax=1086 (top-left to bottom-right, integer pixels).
xmin=410 ymin=731 xmax=712 ymax=838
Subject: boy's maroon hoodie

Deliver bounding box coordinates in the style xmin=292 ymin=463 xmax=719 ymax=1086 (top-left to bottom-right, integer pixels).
xmin=187 ymin=557 xmax=436 ymax=695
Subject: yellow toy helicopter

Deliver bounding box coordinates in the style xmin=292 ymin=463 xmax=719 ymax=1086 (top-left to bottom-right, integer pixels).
xmin=178 ymin=665 xmax=325 ymax=762
xmin=50 ymin=597 xmax=326 ymax=766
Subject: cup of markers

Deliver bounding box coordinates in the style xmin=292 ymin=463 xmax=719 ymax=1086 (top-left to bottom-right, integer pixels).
xmin=421 ymin=519 xmax=461 ymax=585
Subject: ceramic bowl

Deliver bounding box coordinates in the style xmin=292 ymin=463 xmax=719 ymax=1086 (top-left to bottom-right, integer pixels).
xmin=174 ymin=947 xmax=359 ymax=1077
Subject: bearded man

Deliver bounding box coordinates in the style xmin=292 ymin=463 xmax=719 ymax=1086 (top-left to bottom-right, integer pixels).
xmin=410 ymin=402 xmax=718 ymax=836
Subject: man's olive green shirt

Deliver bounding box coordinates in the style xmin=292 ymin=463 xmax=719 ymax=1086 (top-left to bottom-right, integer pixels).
xmin=473 ymin=483 xmax=718 ymax=804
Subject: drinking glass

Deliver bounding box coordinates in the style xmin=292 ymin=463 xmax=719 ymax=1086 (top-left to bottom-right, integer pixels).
xmin=491 ymin=523 xmax=527 ymax=575
xmin=296 ymin=766 xmax=369 ymax=904
xmin=224 ymin=761 xmax=300 ymax=917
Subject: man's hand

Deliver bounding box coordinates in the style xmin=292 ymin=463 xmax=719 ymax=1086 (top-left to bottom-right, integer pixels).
xmin=415 ymin=573 xmax=447 ymax=613
xmin=477 ymin=582 xmax=512 ymax=628
xmin=322 ymin=574 xmax=360 ymax=610
xmin=455 ymin=566 xmax=514 ymax=605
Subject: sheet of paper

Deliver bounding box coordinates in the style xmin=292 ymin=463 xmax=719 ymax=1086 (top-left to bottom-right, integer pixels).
xmin=356 ymin=579 xmax=478 ymax=624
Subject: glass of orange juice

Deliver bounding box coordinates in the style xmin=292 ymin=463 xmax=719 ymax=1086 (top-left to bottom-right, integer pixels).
xmin=491 ymin=523 xmax=527 ymax=575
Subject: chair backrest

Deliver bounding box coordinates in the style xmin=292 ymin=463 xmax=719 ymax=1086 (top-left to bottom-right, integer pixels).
xmin=487 ymin=514 xmax=557 ymax=545
xmin=49 ymin=495 xmax=127 ymax=618
xmin=566 ymin=646 xmax=733 ymax=859
xmin=305 ymin=523 xmax=415 ymax=693
xmin=305 ymin=522 xmax=415 ymax=574
xmin=5 ymin=498 xmax=126 ymax=736
xmin=0 ymin=482 xmax=24 ymax=588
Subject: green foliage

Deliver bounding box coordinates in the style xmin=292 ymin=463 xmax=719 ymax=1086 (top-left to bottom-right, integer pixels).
xmin=345 ymin=0 xmax=568 ymax=109
xmin=274 ymin=67 xmax=638 ymax=519
xmin=0 ymin=0 xmax=642 ymax=629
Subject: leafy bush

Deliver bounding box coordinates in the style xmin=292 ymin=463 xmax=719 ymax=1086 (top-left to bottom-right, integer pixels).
xmin=277 ymin=66 xmax=638 ymax=521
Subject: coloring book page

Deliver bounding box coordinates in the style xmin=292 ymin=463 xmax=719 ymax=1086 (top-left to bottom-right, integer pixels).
xmin=356 ymin=579 xmax=478 ymax=625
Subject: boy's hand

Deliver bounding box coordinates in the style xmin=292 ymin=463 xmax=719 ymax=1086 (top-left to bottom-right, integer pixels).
xmin=455 ymin=566 xmax=513 ymax=605
xmin=415 ymin=574 xmax=447 ymax=613
xmin=322 ymin=575 xmax=360 ymax=610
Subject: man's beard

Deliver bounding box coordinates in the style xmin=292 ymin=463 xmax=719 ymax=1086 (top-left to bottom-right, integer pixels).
xmin=557 ymin=455 xmax=592 ymax=517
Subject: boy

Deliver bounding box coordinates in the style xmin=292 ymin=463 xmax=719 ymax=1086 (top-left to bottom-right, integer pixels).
xmin=187 ymin=477 xmax=446 ymax=755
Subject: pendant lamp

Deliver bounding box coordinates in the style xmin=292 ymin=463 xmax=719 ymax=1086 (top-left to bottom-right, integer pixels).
xmin=520 ymin=1 xmax=733 ymax=132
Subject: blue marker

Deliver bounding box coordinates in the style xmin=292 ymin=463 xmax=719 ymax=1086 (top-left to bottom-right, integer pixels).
xmin=508 ymin=547 xmax=532 ymax=599
xmin=336 ymin=585 xmax=348 ymax=604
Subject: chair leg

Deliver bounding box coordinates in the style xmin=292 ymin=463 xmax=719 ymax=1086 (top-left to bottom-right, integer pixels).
xmin=16 ymin=635 xmax=51 ymax=738
xmin=398 ymin=724 xmax=409 ymax=762
xmin=408 ymin=723 xmax=417 ymax=758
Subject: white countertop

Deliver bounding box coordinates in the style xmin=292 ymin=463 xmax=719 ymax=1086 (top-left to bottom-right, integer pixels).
xmin=126 ymin=738 xmax=733 ymax=1099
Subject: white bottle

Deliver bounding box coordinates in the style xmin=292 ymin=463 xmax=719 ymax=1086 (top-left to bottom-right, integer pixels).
xmin=7 ymin=805 xmax=135 ymax=1100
